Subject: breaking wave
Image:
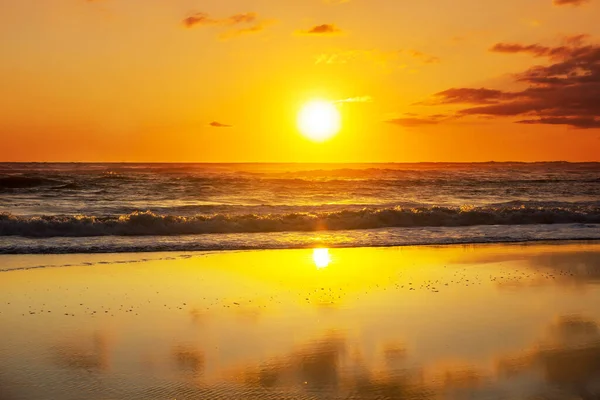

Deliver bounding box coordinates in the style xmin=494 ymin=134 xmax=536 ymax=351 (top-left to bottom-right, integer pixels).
xmin=2 ymin=205 xmax=600 ymax=238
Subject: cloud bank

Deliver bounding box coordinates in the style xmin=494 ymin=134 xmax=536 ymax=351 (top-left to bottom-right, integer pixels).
xmin=404 ymin=35 xmax=600 ymax=129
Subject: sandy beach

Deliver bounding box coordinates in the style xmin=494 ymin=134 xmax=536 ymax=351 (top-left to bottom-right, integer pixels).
xmin=0 ymin=242 xmax=599 ymax=399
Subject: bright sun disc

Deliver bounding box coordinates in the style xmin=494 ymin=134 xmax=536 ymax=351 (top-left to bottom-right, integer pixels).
xmin=298 ymin=100 xmax=341 ymax=142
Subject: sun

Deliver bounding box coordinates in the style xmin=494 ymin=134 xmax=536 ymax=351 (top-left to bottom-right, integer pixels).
xmin=298 ymin=100 xmax=341 ymax=142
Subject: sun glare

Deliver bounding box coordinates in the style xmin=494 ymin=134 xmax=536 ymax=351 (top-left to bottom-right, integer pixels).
xmin=298 ymin=100 xmax=341 ymax=142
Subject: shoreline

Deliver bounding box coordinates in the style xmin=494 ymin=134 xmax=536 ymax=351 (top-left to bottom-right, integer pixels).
xmin=2 ymin=236 xmax=600 ymax=257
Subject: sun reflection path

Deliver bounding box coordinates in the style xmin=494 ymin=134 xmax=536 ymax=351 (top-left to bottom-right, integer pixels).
xmin=313 ymin=248 xmax=331 ymax=269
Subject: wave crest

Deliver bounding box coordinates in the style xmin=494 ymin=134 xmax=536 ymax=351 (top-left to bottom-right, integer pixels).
xmin=2 ymin=205 xmax=600 ymax=238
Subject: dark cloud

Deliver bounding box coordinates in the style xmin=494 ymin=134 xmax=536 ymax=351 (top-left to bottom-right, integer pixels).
xmin=183 ymin=12 xmax=257 ymax=28
xmin=490 ymin=43 xmax=561 ymax=57
xmin=298 ymin=24 xmax=342 ymax=35
xmin=210 ymin=121 xmax=232 ymax=128
xmin=518 ymin=117 xmax=600 ymax=128
xmin=553 ymin=0 xmax=590 ymax=6
xmin=409 ymin=36 xmax=600 ymax=129
xmin=423 ymin=88 xmax=516 ymax=105
xmin=183 ymin=13 xmax=213 ymax=27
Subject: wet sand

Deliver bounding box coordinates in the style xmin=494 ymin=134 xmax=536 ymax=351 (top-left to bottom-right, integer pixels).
xmin=1 ymin=242 xmax=600 ymax=399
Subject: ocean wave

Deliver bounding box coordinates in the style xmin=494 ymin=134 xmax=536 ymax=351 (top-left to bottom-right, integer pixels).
xmin=2 ymin=205 xmax=600 ymax=238
xmin=0 ymin=176 xmax=65 ymax=189
xmin=1 ymin=224 xmax=600 ymax=255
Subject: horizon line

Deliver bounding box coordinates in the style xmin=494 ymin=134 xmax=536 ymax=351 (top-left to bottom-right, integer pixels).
xmin=1 ymin=161 xmax=599 ymax=164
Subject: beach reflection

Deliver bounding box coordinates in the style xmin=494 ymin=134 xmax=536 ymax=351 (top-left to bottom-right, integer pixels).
xmin=2 ymin=243 xmax=600 ymax=399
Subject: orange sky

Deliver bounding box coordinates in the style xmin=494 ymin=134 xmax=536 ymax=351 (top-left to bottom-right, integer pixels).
xmin=1 ymin=0 xmax=600 ymax=162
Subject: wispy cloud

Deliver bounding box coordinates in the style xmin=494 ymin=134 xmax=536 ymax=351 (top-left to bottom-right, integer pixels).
xmin=335 ymin=96 xmax=373 ymax=103
xmin=219 ymin=20 xmax=276 ymax=40
xmin=183 ymin=12 xmax=274 ymax=40
xmin=553 ymin=0 xmax=590 ymax=6
xmin=407 ymin=50 xmax=441 ymax=64
xmin=386 ymin=114 xmax=449 ymax=127
xmin=297 ymin=24 xmax=343 ymax=36
xmin=183 ymin=12 xmax=258 ymax=28
xmin=209 ymin=121 xmax=232 ymax=128
xmin=315 ymin=49 xmax=439 ymax=66
xmin=315 ymin=49 xmax=396 ymax=65
xmin=418 ymin=88 xmax=515 ymax=106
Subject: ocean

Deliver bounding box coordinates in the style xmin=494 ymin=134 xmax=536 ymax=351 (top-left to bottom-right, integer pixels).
xmin=1 ymin=162 xmax=600 ymax=254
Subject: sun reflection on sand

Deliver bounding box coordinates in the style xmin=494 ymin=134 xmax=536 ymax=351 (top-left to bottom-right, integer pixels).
xmin=313 ymin=248 xmax=331 ymax=269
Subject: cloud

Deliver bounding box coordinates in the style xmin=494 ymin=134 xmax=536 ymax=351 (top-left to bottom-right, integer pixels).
xmin=315 ymin=48 xmax=438 ymax=67
xmin=219 ymin=20 xmax=275 ymax=40
xmin=386 ymin=114 xmax=449 ymax=127
xmin=183 ymin=13 xmax=213 ymax=27
xmin=209 ymin=121 xmax=232 ymax=128
xmin=553 ymin=0 xmax=590 ymax=6
xmin=315 ymin=49 xmax=398 ymax=65
xmin=183 ymin=12 xmax=258 ymax=28
xmin=183 ymin=12 xmax=273 ymax=40
xmin=335 ymin=96 xmax=373 ymax=103
xmin=490 ymin=42 xmax=559 ymax=57
xmin=407 ymin=50 xmax=441 ymax=64
xmin=297 ymin=24 xmax=342 ymax=36
xmin=407 ymin=36 xmax=600 ymax=129
xmin=517 ymin=117 xmax=600 ymax=128
xmin=421 ymin=88 xmax=515 ymax=105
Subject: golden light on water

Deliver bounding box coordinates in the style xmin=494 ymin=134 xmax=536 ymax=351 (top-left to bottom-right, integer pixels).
xmin=313 ymin=248 xmax=331 ymax=269
xmin=298 ymin=100 xmax=341 ymax=142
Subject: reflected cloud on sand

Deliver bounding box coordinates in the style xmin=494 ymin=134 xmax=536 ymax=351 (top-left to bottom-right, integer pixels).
xmin=232 ymin=333 xmax=345 ymax=391
xmin=172 ymin=345 xmax=205 ymax=376
xmin=497 ymin=315 xmax=600 ymax=397
xmin=224 ymin=333 xmax=491 ymax=399
xmin=221 ymin=314 xmax=600 ymax=399
xmin=51 ymin=331 xmax=111 ymax=373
